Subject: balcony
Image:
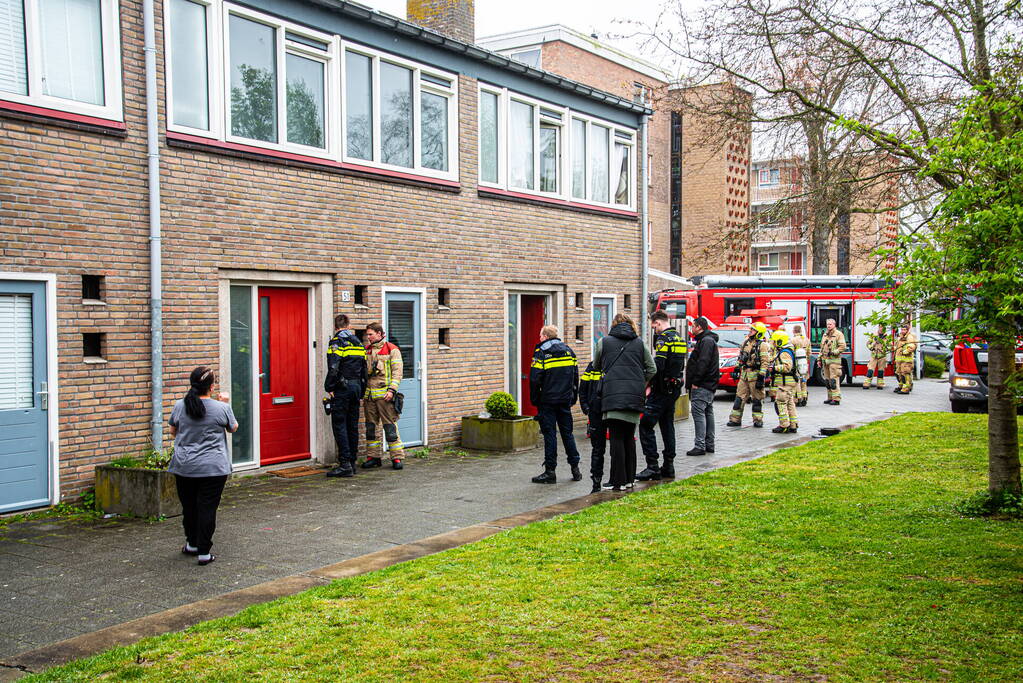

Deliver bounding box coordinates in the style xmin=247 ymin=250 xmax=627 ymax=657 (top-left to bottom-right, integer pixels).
xmin=752 ymin=268 xmax=806 ymax=276
xmin=751 ymin=183 xmax=799 ymax=205
xmin=751 ymin=224 xmax=805 ymax=247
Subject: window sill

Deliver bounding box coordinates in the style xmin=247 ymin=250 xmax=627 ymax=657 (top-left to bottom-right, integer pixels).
xmin=354 ymin=304 xmax=369 ymax=310
xmin=0 ymin=99 xmax=127 ymax=136
xmin=437 ymin=305 xmax=451 ymax=312
xmin=83 ymin=357 xmax=108 ymax=364
xmin=477 ymin=187 xmax=638 ymax=219
xmin=438 ymin=344 xmax=453 ymax=351
xmin=82 ymin=299 xmax=107 ymax=306
xmin=166 ymin=132 xmax=460 ymax=192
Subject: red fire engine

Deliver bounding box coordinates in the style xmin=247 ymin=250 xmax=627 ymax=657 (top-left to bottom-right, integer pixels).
xmin=651 ymin=275 xmax=899 ymax=384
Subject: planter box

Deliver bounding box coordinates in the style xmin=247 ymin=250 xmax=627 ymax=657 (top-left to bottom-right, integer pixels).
xmin=674 ymin=394 xmax=691 ymax=421
xmin=95 ymin=465 xmax=181 ymax=518
xmin=461 ymin=415 xmax=540 ymax=452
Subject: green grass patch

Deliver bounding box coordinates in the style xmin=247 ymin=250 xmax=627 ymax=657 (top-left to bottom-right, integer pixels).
xmin=34 ymin=414 xmax=1023 ymax=681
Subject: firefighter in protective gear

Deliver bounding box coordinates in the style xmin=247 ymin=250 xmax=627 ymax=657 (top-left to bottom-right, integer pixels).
xmin=727 ymin=322 xmax=773 ymax=427
xmin=579 ymin=360 xmax=606 ymax=494
xmin=790 ymin=325 xmax=811 ymax=406
xmin=637 ymin=311 xmax=687 ymax=481
xmin=818 ymin=318 xmax=847 ymax=404
xmin=768 ymin=330 xmax=799 ymax=433
xmin=893 ymin=323 xmax=918 ymax=394
xmin=363 ymin=322 xmax=405 ymax=469
xmin=864 ymin=325 xmax=891 ymax=389
xmin=324 ymin=314 xmax=367 ymax=478
xmin=529 ymin=325 xmax=581 ymax=484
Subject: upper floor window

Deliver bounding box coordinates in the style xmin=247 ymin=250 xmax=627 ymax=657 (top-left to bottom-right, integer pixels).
xmin=0 ymin=0 xmax=123 ymax=120
xmin=758 ymin=167 xmax=781 ymax=186
xmin=508 ymin=48 xmax=540 ymax=69
xmin=165 ymin=0 xmax=458 ymax=181
xmin=480 ymin=84 xmax=636 ymax=211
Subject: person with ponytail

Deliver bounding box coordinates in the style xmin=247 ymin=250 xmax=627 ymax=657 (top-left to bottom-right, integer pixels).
xmin=168 ymin=366 xmax=238 ymax=566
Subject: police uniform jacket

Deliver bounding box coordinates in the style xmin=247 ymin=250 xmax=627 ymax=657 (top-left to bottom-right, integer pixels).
xmin=652 ymin=328 xmax=686 ymax=394
xmin=324 ymin=329 xmax=367 ymax=395
xmin=529 ymin=337 xmax=579 ymax=406
xmin=579 ymin=361 xmax=602 ymax=416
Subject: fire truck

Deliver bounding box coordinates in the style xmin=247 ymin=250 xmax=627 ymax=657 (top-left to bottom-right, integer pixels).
xmin=650 ymin=275 xmax=903 ymax=384
xmin=949 ymin=341 xmax=1023 ymax=413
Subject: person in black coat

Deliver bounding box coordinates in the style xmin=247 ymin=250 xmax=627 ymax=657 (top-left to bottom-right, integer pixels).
xmin=592 ymin=314 xmax=656 ymax=491
xmin=579 ymin=360 xmax=606 ymax=493
xmin=529 ymin=325 xmax=581 ymax=484
xmin=684 ymin=316 xmax=719 ymax=456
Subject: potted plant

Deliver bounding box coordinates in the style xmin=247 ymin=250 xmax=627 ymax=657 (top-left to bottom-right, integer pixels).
xmin=461 ymin=392 xmax=540 ymax=452
xmin=94 ymin=448 xmax=180 ymax=518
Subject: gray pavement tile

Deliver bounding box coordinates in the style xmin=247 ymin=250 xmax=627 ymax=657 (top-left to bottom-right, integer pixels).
xmin=0 ymin=635 xmax=33 ymax=660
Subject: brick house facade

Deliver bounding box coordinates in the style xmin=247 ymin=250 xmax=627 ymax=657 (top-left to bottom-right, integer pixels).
xmin=0 ymin=0 xmax=649 ymax=507
xmin=477 ymin=25 xmax=753 ymax=279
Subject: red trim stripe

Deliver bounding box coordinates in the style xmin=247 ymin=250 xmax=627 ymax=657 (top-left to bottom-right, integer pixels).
xmin=478 ymin=186 xmax=639 ymax=218
xmin=0 ymin=99 xmax=126 ymax=130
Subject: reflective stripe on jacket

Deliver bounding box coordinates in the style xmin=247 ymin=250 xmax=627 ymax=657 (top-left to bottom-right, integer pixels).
xmin=529 ymin=337 xmax=579 ymax=406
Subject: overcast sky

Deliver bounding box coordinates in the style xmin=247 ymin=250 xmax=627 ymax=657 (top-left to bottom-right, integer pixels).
xmin=363 ymin=0 xmax=696 ymax=70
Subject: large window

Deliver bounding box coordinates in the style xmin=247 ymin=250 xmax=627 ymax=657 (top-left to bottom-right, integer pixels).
xmin=165 ymin=1 xmax=458 ymax=180
xmin=0 ymin=0 xmax=122 ymax=120
xmin=480 ymin=84 xmax=636 ymax=210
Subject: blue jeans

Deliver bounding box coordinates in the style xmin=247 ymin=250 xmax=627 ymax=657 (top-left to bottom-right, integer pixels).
xmin=690 ymin=387 xmax=715 ymax=450
xmin=537 ymin=403 xmax=581 ymax=470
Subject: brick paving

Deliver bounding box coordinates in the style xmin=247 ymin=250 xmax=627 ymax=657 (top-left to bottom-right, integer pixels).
xmin=0 ymin=379 xmax=950 ymax=662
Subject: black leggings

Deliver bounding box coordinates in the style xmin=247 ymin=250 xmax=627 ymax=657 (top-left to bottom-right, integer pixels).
xmin=175 ymin=474 xmax=228 ymax=555
xmin=606 ymin=419 xmax=637 ymax=488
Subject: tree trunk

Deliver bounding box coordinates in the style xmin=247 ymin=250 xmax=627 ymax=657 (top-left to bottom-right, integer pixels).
xmin=811 ymin=211 xmax=831 ymax=274
xmin=986 ymin=342 xmax=1021 ymax=495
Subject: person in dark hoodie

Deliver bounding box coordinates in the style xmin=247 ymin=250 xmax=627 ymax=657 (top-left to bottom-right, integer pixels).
xmin=684 ymin=316 xmax=719 ymax=456
xmin=592 ymin=313 xmax=656 ymax=491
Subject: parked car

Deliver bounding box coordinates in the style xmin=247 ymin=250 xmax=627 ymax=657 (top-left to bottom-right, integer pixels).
xmin=919 ymin=332 xmax=953 ymax=365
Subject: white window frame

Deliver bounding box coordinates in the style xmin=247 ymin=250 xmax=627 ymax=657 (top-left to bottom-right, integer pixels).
xmin=163 ymin=1 xmax=458 ymax=181
xmin=757 ymin=252 xmax=780 ymax=271
xmin=758 ymin=167 xmax=780 ymax=186
xmin=479 ymin=83 xmax=637 ymax=211
xmin=507 ymin=46 xmax=541 ymax=69
xmin=165 ymin=0 xmax=222 ymax=137
xmin=220 ymin=3 xmax=337 ymax=159
xmin=340 ymin=44 xmax=459 ymax=182
xmin=2 ymin=0 xmax=123 ymax=121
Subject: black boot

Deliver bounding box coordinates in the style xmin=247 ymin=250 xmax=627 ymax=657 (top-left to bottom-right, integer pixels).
xmin=570 ymin=464 xmax=582 ymax=481
xmin=326 ymin=462 xmax=354 ymax=478
xmin=590 ymin=477 xmax=602 ymax=494
xmin=361 ymin=457 xmax=383 ymax=469
xmin=531 ymin=469 xmax=556 ymax=484
xmin=771 ymin=426 xmax=786 ymax=433
xmin=660 ymin=461 xmax=675 ymax=479
xmin=636 ymin=466 xmax=662 ymax=481
xmin=391 ymin=458 xmax=403 ymax=470
xmin=686 ymin=447 xmax=706 ymax=456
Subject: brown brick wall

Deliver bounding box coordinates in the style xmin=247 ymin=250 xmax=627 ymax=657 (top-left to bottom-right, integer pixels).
xmin=406 ymin=0 xmax=475 ymax=44
xmin=0 ymin=1 xmax=642 ymax=499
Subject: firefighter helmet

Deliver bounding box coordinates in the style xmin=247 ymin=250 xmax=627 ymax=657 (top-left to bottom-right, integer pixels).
xmin=772 ymin=330 xmax=790 ymax=348
xmin=751 ymin=322 xmax=769 ymax=339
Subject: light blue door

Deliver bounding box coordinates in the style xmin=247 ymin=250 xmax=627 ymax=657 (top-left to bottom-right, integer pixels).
xmin=385 ymin=292 xmax=423 ymax=447
xmin=0 ymin=282 xmax=50 ymax=513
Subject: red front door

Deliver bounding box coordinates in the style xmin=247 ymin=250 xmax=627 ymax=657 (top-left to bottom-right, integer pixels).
xmin=519 ymin=294 xmax=547 ymax=416
xmin=258 ymin=287 xmax=310 ymax=465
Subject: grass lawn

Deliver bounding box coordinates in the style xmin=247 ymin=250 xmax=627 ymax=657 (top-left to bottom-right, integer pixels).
xmin=36 ymin=414 xmax=1023 ymax=681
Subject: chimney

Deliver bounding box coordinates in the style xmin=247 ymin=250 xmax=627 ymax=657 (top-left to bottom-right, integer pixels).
xmin=406 ymin=0 xmax=475 ymax=44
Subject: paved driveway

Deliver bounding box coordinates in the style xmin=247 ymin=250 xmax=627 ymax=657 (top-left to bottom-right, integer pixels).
xmin=0 ymin=379 xmax=950 ymax=660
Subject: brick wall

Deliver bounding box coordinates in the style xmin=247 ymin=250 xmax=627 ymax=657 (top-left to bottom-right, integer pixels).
xmin=406 ymin=0 xmax=475 ymax=44
xmin=0 ymin=1 xmax=642 ymax=499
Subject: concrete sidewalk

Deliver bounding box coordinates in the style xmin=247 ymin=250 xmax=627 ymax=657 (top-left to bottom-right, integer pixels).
xmin=0 ymin=379 xmax=949 ymax=671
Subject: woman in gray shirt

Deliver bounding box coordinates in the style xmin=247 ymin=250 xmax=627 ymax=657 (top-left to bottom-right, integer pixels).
xmin=169 ymin=366 xmax=238 ymax=565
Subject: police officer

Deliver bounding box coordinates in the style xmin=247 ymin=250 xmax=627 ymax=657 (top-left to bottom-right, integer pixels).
xmin=863 ymin=324 xmax=891 ymax=389
xmin=637 ymin=310 xmax=686 ymax=481
xmin=893 ymin=323 xmax=918 ymax=394
xmin=529 ymin=325 xmax=581 ymax=484
xmin=768 ymin=330 xmax=799 ymax=434
xmin=818 ymin=318 xmax=847 ymax=405
xmin=579 ymin=359 xmax=606 ymax=493
xmin=324 ymin=314 xmax=367 ymax=478
xmin=727 ymin=322 xmax=773 ymax=428
xmin=789 ymin=325 xmax=811 ymax=406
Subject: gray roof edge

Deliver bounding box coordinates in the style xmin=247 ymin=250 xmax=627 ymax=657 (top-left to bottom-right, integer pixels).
xmin=305 ymin=0 xmax=653 ymax=117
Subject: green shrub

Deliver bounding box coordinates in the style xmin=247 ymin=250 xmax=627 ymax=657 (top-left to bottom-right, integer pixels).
xmin=484 ymin=391 xmax=518 ymax=420
xmin=955 ymin=490 xmax=1023 ymax=519
xmin=923 ymin=354 xmax=947 ymax=378
xmin=108 ymin=447 xmax=172 ymax=470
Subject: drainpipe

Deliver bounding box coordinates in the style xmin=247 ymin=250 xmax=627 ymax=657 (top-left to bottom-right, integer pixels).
xmin=143 ymin=0 xmax=163 ymax=451
xmin=640 ymin=92 xmax=650 ymax=342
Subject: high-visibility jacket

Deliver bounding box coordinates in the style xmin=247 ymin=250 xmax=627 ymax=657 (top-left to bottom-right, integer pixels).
xmin=365 ymin=339 xmax=403 ymax=400
xmin=820 ymin=328 xmax=847 ymax=363
xmin=652 ymin=328 xmax=686 ymax=393
xmin=771 ymin=345 xmax=799 ymax=387
xmin=867 ymin=332 xmax=892 ymax=360
xmin=324 ymin=329 xmax=367 ymax=393
xmin=579 ymin=361 xmax=602 ymax=416
xmin=529 ymin=337 xmax=579 ymax=406
xmin=894 ymin=332 xmax=918 ymax=362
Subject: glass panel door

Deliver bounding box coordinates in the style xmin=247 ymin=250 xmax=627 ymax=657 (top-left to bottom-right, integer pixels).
xmin=593 ymin=297 xmax=614 ymax=356
xmin=385 ymin=292 xmax=423 ymax=446
xmin=229 ymin=285 xmax=255 ymax=467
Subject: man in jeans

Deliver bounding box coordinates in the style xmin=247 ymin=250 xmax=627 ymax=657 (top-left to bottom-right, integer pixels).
xmin=685 ymin=317 xmax=719 ymax=456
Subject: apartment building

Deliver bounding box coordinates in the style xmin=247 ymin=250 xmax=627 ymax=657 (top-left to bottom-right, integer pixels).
xmin=0 ymin=0 xmax=651 ymax=508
